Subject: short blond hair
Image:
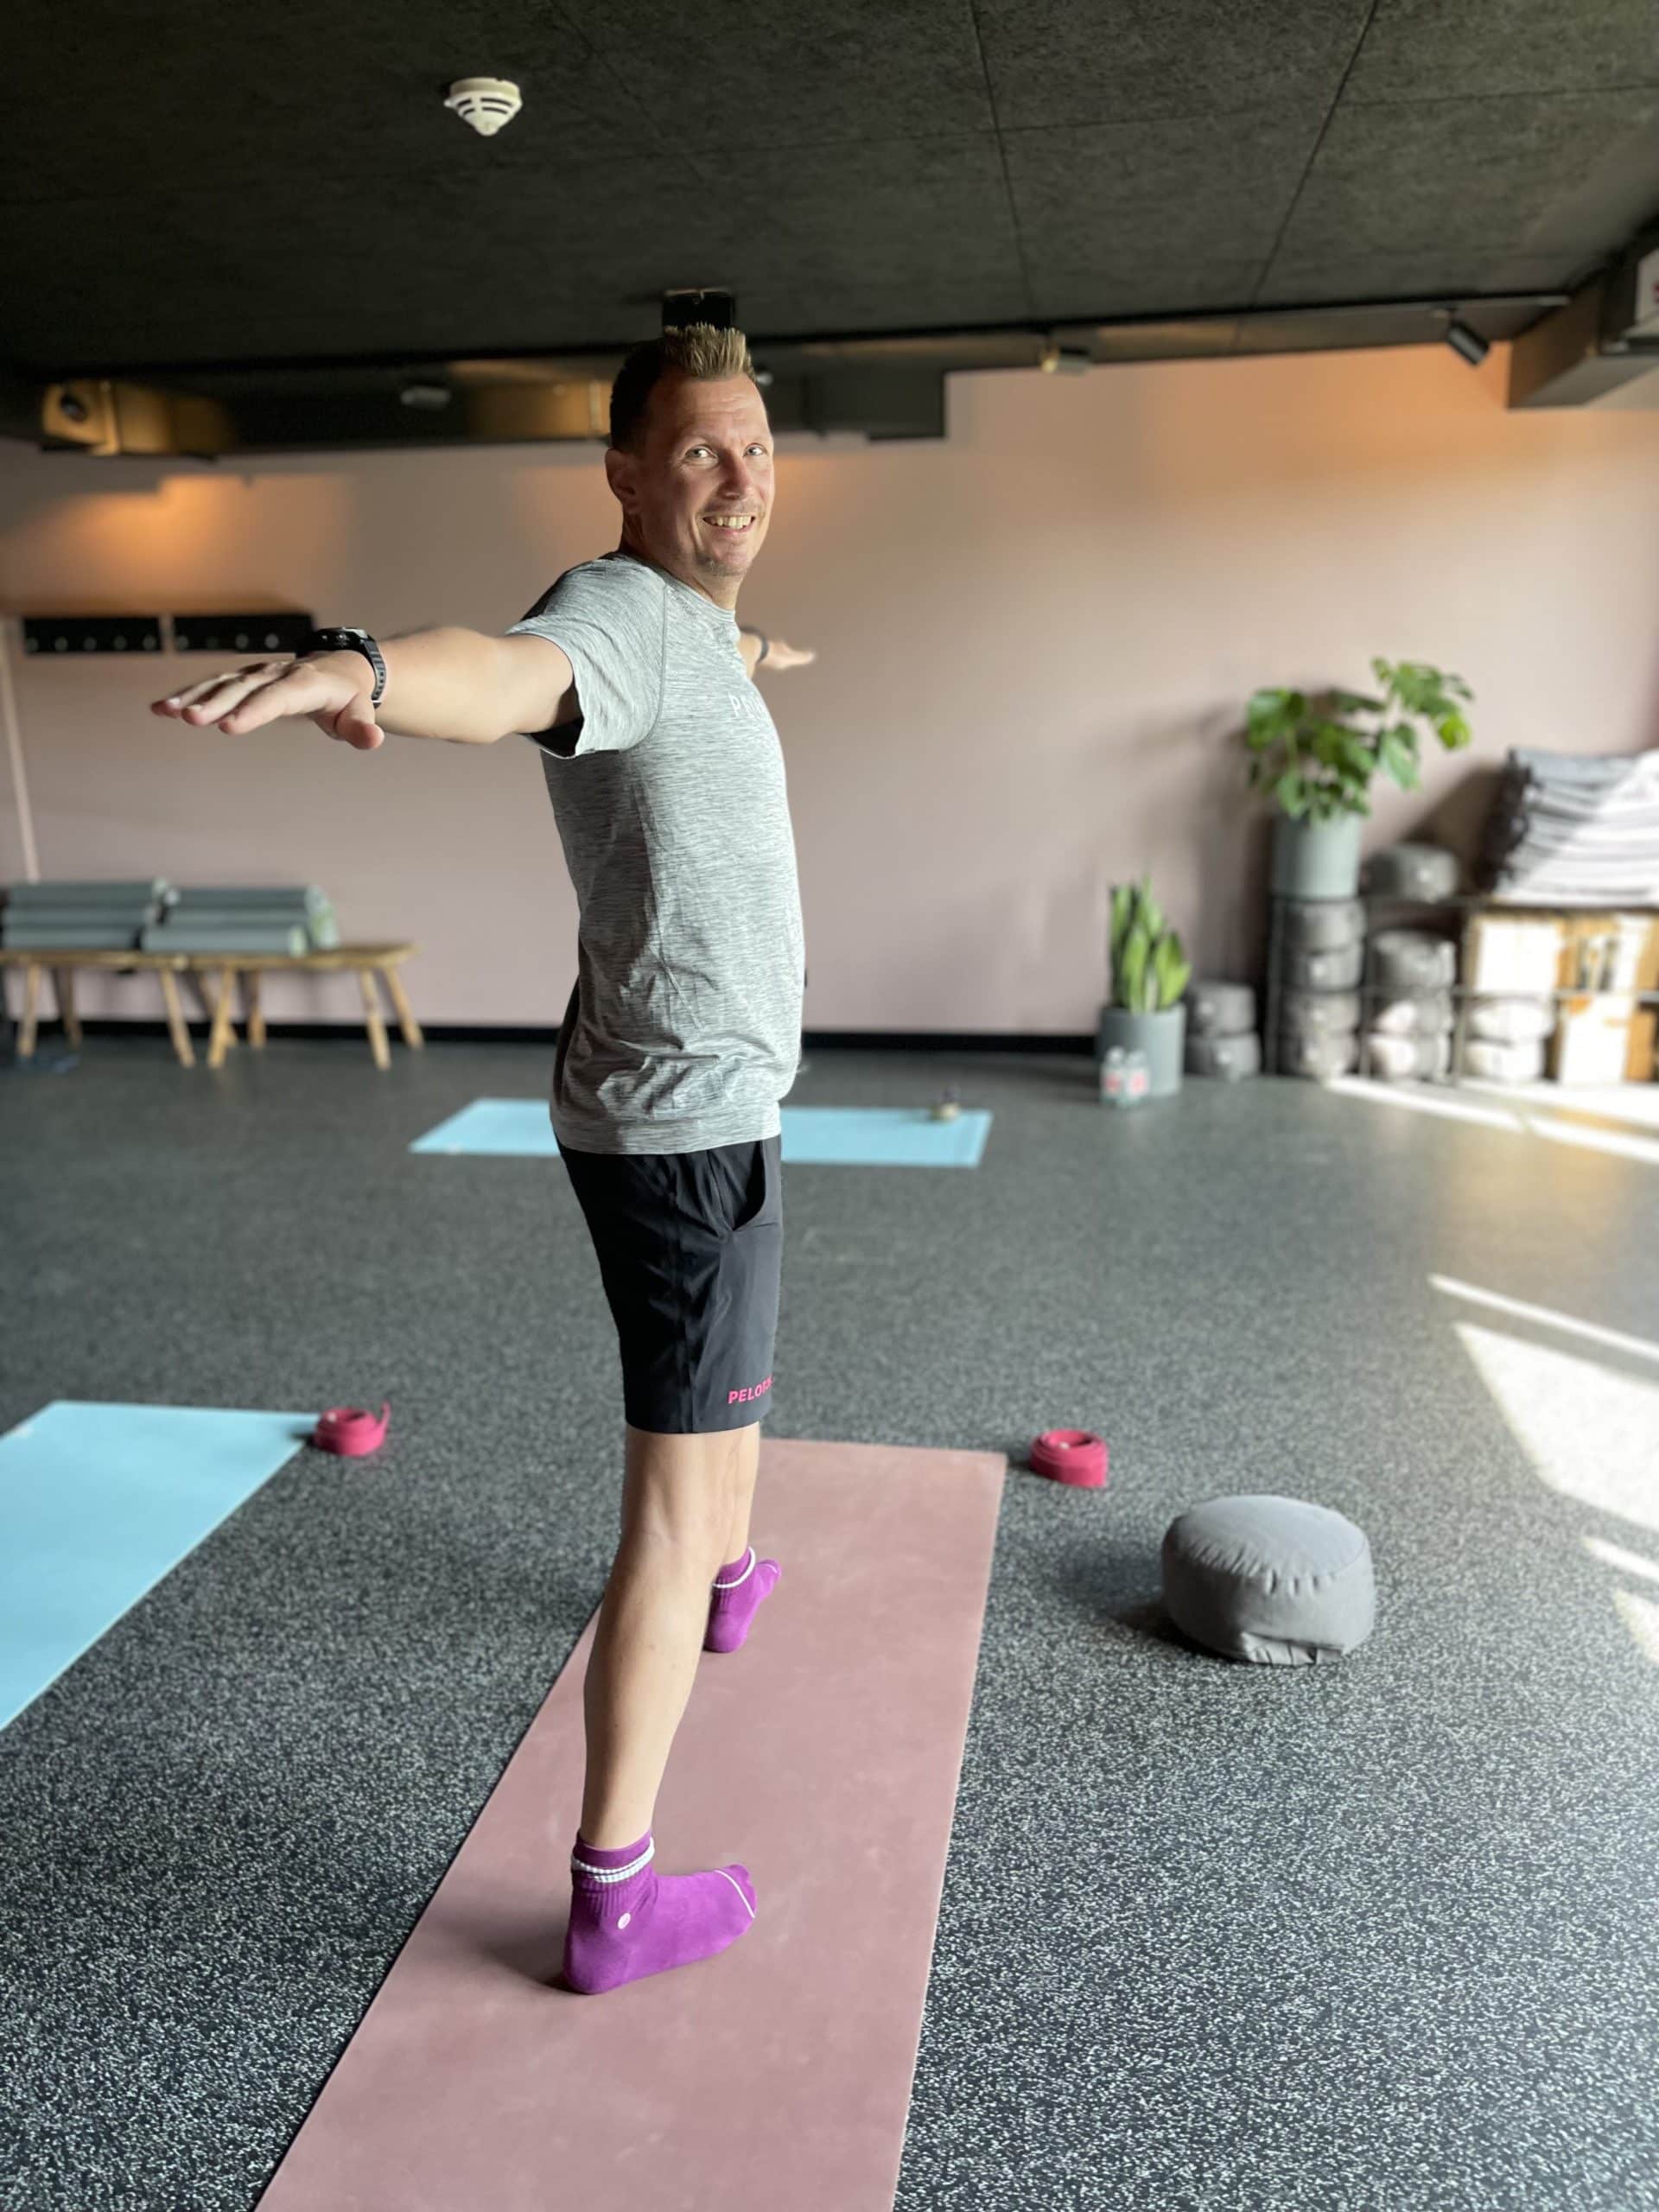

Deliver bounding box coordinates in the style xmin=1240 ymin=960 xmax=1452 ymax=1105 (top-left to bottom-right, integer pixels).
xmin=609 ymin=323 xmax=759 ymax=452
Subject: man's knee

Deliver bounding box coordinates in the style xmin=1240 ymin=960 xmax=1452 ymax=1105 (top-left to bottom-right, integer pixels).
xmin=621 ymin=1425 xmax=741 ymax=1559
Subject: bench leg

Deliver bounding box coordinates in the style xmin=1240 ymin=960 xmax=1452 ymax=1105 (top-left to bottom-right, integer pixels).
xmin=207 ymin=963 xmax=239 ymax=1070
xmin=244 ymin=969 xmax=266 ymax=1048
xmin=380 ymin=964 xmax=424 ymax=1049
xmin=19 ymin=963 xmax=41 ymax=1058
xmin=357 ymin=967 xmax=391 ymax=1071
xmin=54 ymin=967 xmax=84 ymax=1047
xmin=157 ymin=968 xmax=196 ymax=1068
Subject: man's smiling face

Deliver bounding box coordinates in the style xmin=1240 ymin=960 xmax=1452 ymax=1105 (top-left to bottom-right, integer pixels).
xmin=607 ymin=371 xmax=774 ymax=607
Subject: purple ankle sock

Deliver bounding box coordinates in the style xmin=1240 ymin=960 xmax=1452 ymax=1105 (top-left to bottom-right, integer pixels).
xmin=563 ymin=1828 xmax=756 ymax=1996
xmin=704 ymin=1545 xmax=782 ymax=1654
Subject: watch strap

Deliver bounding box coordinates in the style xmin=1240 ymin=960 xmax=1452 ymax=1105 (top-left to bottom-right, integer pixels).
xmin=306 ymin=626 xmax=386 ymax=708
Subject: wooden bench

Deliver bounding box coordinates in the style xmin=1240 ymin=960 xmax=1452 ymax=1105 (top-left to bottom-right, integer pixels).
xmin=0 ymin=942 xmax=423 ymax=1071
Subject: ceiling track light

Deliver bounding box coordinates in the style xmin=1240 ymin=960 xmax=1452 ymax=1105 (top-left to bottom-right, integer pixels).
xmin=1435 ymin=308 xmax=1491 ymax=365
xmin=1039 ymin=339 xmax=1092 ymax=375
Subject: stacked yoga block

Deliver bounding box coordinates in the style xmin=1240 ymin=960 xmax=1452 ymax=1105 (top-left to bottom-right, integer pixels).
xmin=1274 ymin=898 xmax=1364 ymax=1078
xmin=1183 ymin=981 xmax=1260 ymax=1078
xmin=2 ymin=880 xmax=173 ymax=950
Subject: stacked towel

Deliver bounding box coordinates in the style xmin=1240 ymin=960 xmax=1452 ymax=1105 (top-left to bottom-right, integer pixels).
xmin=139 ymin=885 xmax=339 ymax=956
xmin=3 ymin=879 xmax=174 ymax=950
xmin=1481 ymin=747 xmax=1659 ymax=904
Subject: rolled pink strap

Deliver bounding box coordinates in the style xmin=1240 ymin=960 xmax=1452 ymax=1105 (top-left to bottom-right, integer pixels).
xmin=312 ymin=1402 xmax=391 ymax=1457
xmin=1029 ymin=1427 xmax=1108 ymax=1489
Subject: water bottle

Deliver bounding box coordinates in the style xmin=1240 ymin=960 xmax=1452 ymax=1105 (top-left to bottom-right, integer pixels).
xmin=1100 ymin=1046 xmax=1150 ymax=1108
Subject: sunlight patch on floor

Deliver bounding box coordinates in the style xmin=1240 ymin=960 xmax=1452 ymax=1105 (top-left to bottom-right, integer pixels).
xmin=1323 ymin=1077 xmax=1520 ymax=1129
xmin=1611 ymin=1588 xmax=1659 ymax=1665
xmin=1582 ymin=1534 xmax=1659 ymax=1586
xmin=1452 ymin=1323 xmax=1659 ymax=1537
xmin=1431 ymin=1274 xmax=1659 ymax=1366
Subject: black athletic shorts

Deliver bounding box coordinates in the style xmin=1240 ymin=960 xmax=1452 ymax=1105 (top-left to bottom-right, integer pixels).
xmin=559 ymin=1134 xmax=784 ymax=1435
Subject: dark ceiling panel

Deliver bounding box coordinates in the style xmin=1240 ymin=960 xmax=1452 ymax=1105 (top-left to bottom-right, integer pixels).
xmin=749 ymin=276 xmax=1035 ymax=339
xmin=0 ymin=159 xmax=774 ymax=372
xmin=1002 ymin=110 xmax=1311 ymax=284
xmin=1267 ymin=88 xmax=1659 ymax=273
xmin=0 ymin=0 xmax=1650 ymax=404
xmin=972 ymin=0 xmax=1373 ymax=129
xmin=1344 ymin=0 xmax=1659 ymax=103
xmin=0 ymin=3 xmax=664 ymax=209
xmin=1259 ymin=249 xmax=1605 ymax=307
xmin=552 ymin=0 xmax=996 ymax=152
xmin=1028 ymin=257 xmax=1269 ymax=321
xmin=710 ymin=135 xmax=1027 ymax=292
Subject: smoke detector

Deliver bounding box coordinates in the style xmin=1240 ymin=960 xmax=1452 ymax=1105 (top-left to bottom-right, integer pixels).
xmin=444 ymin=78 xmax=523 ymax=137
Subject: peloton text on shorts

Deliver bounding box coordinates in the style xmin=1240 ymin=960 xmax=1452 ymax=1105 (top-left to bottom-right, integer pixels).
xmin=728 ymin=1376 xmax=773 ymax=1406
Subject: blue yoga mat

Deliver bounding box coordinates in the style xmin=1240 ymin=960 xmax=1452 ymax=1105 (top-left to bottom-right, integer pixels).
xmin=411 ymin=1101 xmax=993 ymax=1167
xmin=0 ymin=1402 xmax=316 ymax=1731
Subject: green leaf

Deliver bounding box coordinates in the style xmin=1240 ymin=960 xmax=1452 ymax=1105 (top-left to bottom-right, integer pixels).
xmin=1120 ymin=931 xmax=1148 ymax=1012
xmin=1436 ymin=709 xmax=1472 ymax=750
xmin=1153 ymin=931 xmax=1192 ymax=1011
xmin=1378 ymin=728 xmax=1420 ymax=790
xmin=1274 ymin=772 xmax=1308 ymax=818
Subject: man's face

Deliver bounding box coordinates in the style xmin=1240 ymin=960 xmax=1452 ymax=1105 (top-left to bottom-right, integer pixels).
xmin=607 ymin=372 xmax=773 ymax=605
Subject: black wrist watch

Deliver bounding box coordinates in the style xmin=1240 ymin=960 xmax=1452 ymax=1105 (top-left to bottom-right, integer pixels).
xmin=305 ymin=626 xmax=386 ymax=707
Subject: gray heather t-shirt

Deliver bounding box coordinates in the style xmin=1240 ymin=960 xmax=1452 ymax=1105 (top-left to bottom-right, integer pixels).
xmin=507 ymin=549 xmax=805 ymax=1157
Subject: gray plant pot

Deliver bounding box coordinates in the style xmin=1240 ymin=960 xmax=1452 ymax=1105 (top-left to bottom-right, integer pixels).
xmin=1096 ymin=1003 xmax=1187 ymax=1099
xmin=1271 ymin=812 xmax=1363 ymax=900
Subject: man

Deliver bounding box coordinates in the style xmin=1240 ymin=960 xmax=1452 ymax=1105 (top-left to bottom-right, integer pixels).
xmin=151 ymin=322 xmax=813 ymax=1995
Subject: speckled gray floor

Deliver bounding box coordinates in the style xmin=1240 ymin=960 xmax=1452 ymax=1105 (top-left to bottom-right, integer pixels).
xmin=2 ymin=1039 xmax=1656 ymax=2212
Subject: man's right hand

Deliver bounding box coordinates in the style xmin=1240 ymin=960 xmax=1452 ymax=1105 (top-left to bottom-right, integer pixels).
xmin=149 ymin=651 xmax=385 ymax=750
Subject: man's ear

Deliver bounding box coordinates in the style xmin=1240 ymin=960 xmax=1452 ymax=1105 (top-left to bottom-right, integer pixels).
xmin=604 ymin=446 xmax=636 ymax=513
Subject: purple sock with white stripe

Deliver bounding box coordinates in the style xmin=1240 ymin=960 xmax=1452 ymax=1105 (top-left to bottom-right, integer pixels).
xmin=562 ymin=1830 xmax=757 ymax=1996
xmin=703 ymin=1546 xmax=782 ymax=1653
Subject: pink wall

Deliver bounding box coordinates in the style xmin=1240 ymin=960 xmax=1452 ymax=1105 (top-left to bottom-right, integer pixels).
xmin=3 ymin=344 xmax=1657 ymax=1032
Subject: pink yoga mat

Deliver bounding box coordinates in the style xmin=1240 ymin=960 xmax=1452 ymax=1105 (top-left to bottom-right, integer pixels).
xmin=257 ymin=1436 xmax=1006 ymax=2212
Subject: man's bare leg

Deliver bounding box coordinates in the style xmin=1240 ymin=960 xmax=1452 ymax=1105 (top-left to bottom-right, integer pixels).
xmin=578 ymin=1422 xmax=740 ymax=1849
xmin=564 ymin=1421 xmax=762 ymax=1993
xmin=721 ymin=1417 xmax=762 ymax=1567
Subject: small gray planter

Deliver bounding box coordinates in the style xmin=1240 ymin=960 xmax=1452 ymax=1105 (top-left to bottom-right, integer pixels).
xmin=1097 ymin=1003 xmax=1187 ymax=1099
xmin=1271 ymin=813 xmax=1363 ymax=900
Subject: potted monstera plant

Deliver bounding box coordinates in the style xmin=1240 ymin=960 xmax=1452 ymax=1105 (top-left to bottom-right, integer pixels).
xmin=1245 ymin=658 xmax=1475 ymax=899
xmin=1098 ymin=874 xmax=1192 ymax=1098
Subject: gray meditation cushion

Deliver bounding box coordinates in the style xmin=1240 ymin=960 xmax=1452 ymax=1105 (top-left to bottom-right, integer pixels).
xmin=1370 ymin=989 xmax=1454 ymax=1038
xmin=1365 ymin=1030 xmax=1452 ymax=1082
xmin=1469 ymin=996 xmax=1555 ymax=1045
xmin=1464 ymin=1036 xmax=1547 ymax=1083
xmin=1278 ymin=1030 xmax=1359 ymax=1080
xmin=1161 ymin=1494 xmax=1376 ymax=1666
xmin=1363 ymin=842 xmax=1459 ymax=901
xmin=1281 ymin=987 xmax=1363 ymax=1037
xmin=1369 ymin=929 xmax=1457 ymax=994
xmin=1281 ymin=898 xmax=1366 ymax=953
xmin=1284 ymin=940 xmax=1364 ymax=992
xmin=1186 ymin=979 xmax=1257 ymax=1039
xmin=1185 ymin=1031 xmax=1262 ymax=1079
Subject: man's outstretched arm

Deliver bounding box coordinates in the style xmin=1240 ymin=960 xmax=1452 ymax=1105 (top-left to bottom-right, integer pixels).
xmin=150 ymin=627 xmax=576 ymax=752
xmin=738 ymin=630 xmax=817 ymax=681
